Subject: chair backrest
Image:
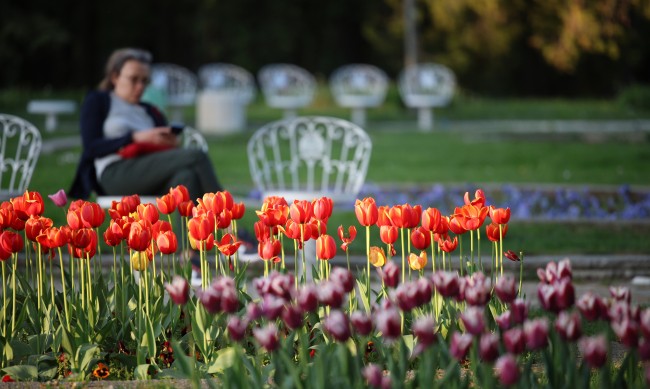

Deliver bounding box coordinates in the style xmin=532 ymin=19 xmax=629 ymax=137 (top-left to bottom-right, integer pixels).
xmin=147 ymin=63 xmax=198 ymax=107
xmin=181 ymin=126 xmax=208 ymax=152
xmin=247 ymin=116 xmax=372 ymax=204
xmin=330 ymin=64 xmax=388 ymax=108
xmin=0 ymin=114 xmax=42 ymax=200
xmin=257 ymin=64 xmax=316 ymax=109
xmin=398 ymin=63 xmax=456 ymax=108
xmin=198 ymin=63 xmax=256 ymax=105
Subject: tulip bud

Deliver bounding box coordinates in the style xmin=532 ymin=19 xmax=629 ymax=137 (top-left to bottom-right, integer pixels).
xmin=324 ymin=310 xmax=351 ymax=342
xmin=495 ymin=354 xmax=520 ymax=386
xmin=463 ymin=272 xmax=491 ymax=306
xmin=297 ymin=284 xmax=319 ymax=313
xmin=449 ymin=332 xmax=473 ymax=361
xmin=511 ymin=298 xmax=529 ymax=324
xmin=282 ymin=305 xmax=304 ymax=330
xmin=351 ymin=311 xmax=373 ymax=336
xmin=227 ymin=316 xmax=248 ymax=342
xmin=577 ymin=292 xmax=606 ymax=321
xmin=578 ymin=335 xmax=608 ymax=368
xmin=330 ymin=267 xmax=355 ymax=293
xmin=611 ymin=318 xmax=639 ymax=348
xmin=524 ymin=318 xmax=549 ymax=351
xmin=378 ymin=261 xmax=400 ymax=288
xmin=375 ymin=307 xmax=401 ymax=341
xmin=48 ymin=189 xmax=68 ymax=207
xmin=318 ymin=281 xmax=345 ymax=308
xmin=261 ymin=295 xmax=286 ymax=321
xmin=460 ymin=306 xmax=485 ymax=336
xmin=253 ymin=323 xmax=280 ymax=352
xmin=555 ymin=311 xmax=582 ymax=342
xmin=432 ymin=271 xmax=460 ymax=298
xmin=503 ymin=327 xmax=526 ymax=355
xmin=412 ymin=316 xmax=437 ymax=351
xmin=495 ymin=274 xmax=517 ymax=304
xmin=164 ymin=276 xmax=189 ymax=305
xmin=363 ymin=364 xmax=383 ymax=388
xmin=479 ymin=332 xmax=499 ymax=362
xmin=495 ymin=310 xmax=513 ymax=331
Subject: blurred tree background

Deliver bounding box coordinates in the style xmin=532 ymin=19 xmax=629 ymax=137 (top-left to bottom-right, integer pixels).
xmin=1 ymin=0 xmax=649 ymax=96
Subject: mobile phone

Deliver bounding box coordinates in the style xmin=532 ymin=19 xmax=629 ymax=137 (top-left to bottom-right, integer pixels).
xmin=170 ymin=123 xmax=185 ymax=135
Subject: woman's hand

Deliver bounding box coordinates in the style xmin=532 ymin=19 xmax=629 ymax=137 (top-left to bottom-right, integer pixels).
xmin=132 ymin=127 xmax=179 ymax=146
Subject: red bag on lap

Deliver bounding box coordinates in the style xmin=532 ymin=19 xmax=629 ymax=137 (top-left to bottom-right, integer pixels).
xmin=117 ymin=142 xmax=174 ymax=158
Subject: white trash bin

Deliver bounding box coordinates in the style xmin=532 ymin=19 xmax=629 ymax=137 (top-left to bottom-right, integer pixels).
xmin=196 ymin=91 xmax=246 ymax=134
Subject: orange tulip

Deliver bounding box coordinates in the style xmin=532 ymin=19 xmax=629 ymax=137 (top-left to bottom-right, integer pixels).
xmin=256 ymin=207 xmax=288 ymax=227
xmin=0 ymin=206 xmax=16 ymax=230
xmin=457 ymin=204 xmax=489 ymax=231
xmin=188 ymin=212 xmax=215 ymax=242
xmin=489 ymin=206 xmax=511 ymax=225
xmin=421 ymin=207 xmax=442 ymax=232
xmin=169 ymin=184 xmax=190 ymax=204
xmin=316 ymin=234 xmax=337 ymax=260
xmin=137 ymin=203 xmax=159 ymax=224
xmin=409 ymin=251 xmax=428 ymax=271
xmin=369 ymin=246 xmax=386 ymax=267
xmin=36 ymin=227 xmax=69 ymax=249
xmin=217 ymin=233 xmax=241 ymax=257
xmin=254 ymin=220 xmax=271 ymax=242
xmin=156 ymin=230 xmax=178 ymax=254
xmin=152 ymin=220 xmax=172 ymax=239
xmin=156 ymin=193 xmax=178 ymax=215
xmin=380 ymin=225 xmax=398 ymax=245
xmin=447 ymin=215 xmax=467 ymax=235
xmin=261 ymin=196 xmax=289 ymax=211
xmin=464 ymin=189 xmax=486 ymax=208
xmin=376 ymin=205 xmax=392 ymax=227
xmin=177 ymin=200 xmax=195 ymax=217
xmin=355 ymin=198 xmax=378 ymax=226
xmin=280 ymin=219 xmax=302 ymax=240
xmin=80 ymin=202 xmax=105 ymax=228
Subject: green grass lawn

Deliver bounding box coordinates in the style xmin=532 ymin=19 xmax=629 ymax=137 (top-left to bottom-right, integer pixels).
xmin=3 ymin=86 xmax=649 ymax=255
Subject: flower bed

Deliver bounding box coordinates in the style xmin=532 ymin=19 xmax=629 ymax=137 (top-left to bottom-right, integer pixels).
xmin=0 ymin=188 xmax=648 ymax=387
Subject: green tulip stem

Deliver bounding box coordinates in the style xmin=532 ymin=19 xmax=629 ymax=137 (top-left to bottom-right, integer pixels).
xmin=1 ymin=260 xmax=6 ymax=340
xmin=400 ymin=227 xmax=405 ymax=284
xmin=498 ymin=224 xmax=504 ymax=278
xmin=58 ymin=247 xmax=70 ymax=332
xmin=365 ymin=225 xmax=370 ymax=311
xmin=11 ymin=254 xmax=17 ymax=335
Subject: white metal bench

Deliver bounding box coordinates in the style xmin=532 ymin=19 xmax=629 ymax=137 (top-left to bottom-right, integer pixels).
xmin=258 ymin=64 xmax=316 ymax=119
xmin=329 ymin=64 xmax=388 ymax=127
xmin=95 ymin=126 xmax=208 ymax=208
xmin=398 ymin=63 xmax=456 ymax=131
xmin=0 ymin=114 xmax=42 ymax=200
xmin=26 ymin=100 xmax=76 ymax=132
xmin=247 ymin=116 xmax=372 ymax=206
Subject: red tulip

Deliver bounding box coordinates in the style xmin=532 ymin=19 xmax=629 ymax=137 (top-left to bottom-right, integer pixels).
xmin=11 ymin=191 xmax=44 ymax=220
xmin=177 ymin=200 xmax=195 ymax=217
xmin=0 ymin=205 xmax=16 ymax=230
xmin=25 ymin=216 xmax=53 ymax=242
xmin=316 ymin=234 xmax=337 ymax=260
xmin=486 ymin=222 xmax=508 ymax=242
xmin=504 ymin=249 xmax=519 ymax=261
xmin=376 ymin=205 xmax=391 ymax=227
xmin=0 ymin=230 xmax=23 ymax=258
xmin=127 ymin=220 xmax=152 ymax=252
xmin=289 ymin=199 xmax=313 ymax=224
xmin=354 ymin=197 xmax=378 ymax=226
xmin=216 ymin=209 xmax=233 ymax=229
xmin=80 ymin=202 xmax=105 ymax=228
xmin=256 ymin=207 xmax=288 ymax=227
xmin=312 ymin=196 xmax=333 ymax=222
xmin=156 ymin=230 xmax=178 ymax=254
xmin=258 ymin=238 xmax=282 ymax=262
xmin=170 ymin=184 xmax=190 ymax=204
xmin=411 ymin=226 xmax=431 ymax=250
xmin=489 ymin=206 xmax=511 ymax=225
xmin=36 ymin=227 xmax=69 ymax=249
xmin=337 ymin=225 xmax=357 ymax=252
xmin=438 ymin=235 xmax=458 ymax=253
xmin=71 ymin=230 xmax=98 ymax=259
xmin=217 ymin=233 xmax=241 ymax=257
xmin=447 ymin=215 xmax=467 ymax=235
xmin=379 ymin=225 xmax=398 ymax=245
xmin=103 ymin=221 xmax=123 ymax=247
xmin=231 ymin=202 xmax=245 ymax=220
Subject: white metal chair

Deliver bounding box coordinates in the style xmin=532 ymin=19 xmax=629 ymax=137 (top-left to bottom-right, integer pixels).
xmin=95 ymin=126 xmax=208 ymax=208
xmin=0 ymin=114 xmax=42 ymax=201
xmin=258 ymin=64 xmax=316 ymax=119
xmin=144 ymin=63 xmax=198 ymax=123
xmin=247 ymin=116 xmax=372 ymax=206
xmin=329 ymin=64 xmax=388 ymax=126
xmin=398 ymin=63 xmax=456 ymax=131
xmin=198 ymin=63 xmax=256 ymax=105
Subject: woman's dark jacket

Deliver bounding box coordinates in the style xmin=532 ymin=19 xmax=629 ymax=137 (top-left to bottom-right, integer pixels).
xmin=68 ymin=91 xmax=167 ymax=199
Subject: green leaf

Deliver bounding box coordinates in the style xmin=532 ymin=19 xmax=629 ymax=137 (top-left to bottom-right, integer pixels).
xmin=76 ymin=343 xmax=99 ymax=374
xmin=0 ymin=365 xmax=38 ymax=381
xmin=134 ymin=364 xmax=152 ymax=380
xmin=36 ymin=355 xmax=58 ymax=381
xmin=207 ymin=346 xmax=236 ymax=374
xmin=171 ymin=340 xmax=194 ymax=377
xmin=2 ymin=340 xmax=13 ymax=363
xmin=140 ymin=315 xmax=157 ymax=359
xmin=356 ymin=279 xmax=370 ymax=313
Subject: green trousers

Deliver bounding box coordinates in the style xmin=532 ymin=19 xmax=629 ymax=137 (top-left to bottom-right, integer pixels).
xmin=99 ymin=148 xmax=223 ymax=201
